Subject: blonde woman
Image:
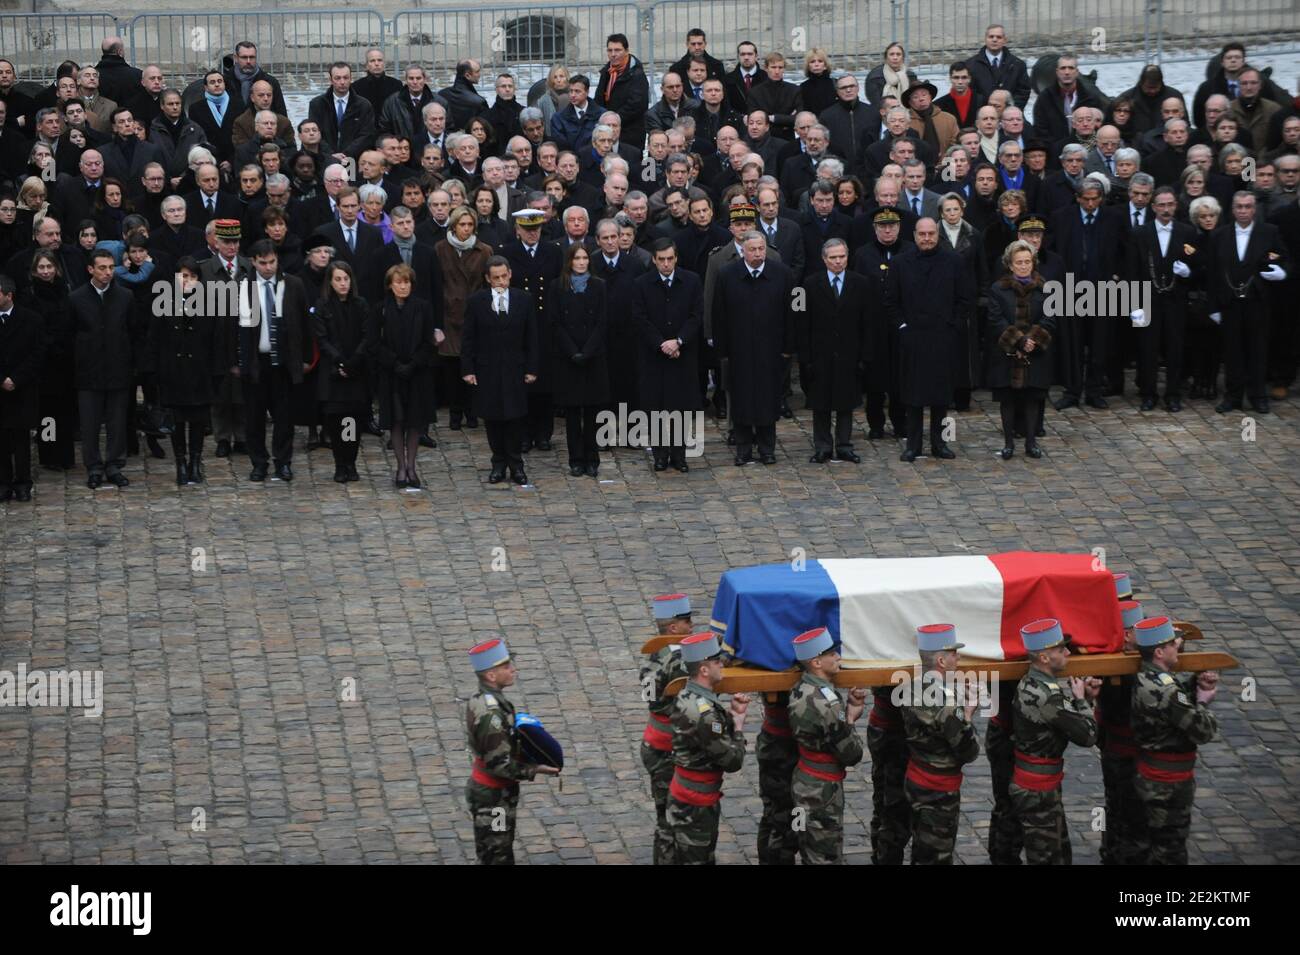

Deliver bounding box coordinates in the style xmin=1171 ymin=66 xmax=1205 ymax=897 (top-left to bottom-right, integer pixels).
xmin=434 ymin=205 xmax=493 ymax=429
xmin=537 ymin=65 xmax=571 ymax=136
xmin=800 ymin=48 xmax=836 ymax=114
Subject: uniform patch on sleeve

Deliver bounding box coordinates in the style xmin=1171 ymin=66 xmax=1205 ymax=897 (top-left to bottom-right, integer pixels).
xmin=489 ymin=714 xmax=503 ymax=729
xmin=697 ymin=699 xmax=712 ymax=713
xmin=711 ymin=721 xmax=722 ymax=734
xmin=483 ymin=693 xmax=498 ymax=707
xmin=1158 ymin=673 xmax=1174 ymax=686
xmin=1177 ymin=692 xmax=1190 ymax=706
xmin=820 ymin=686 xmax=839 ymax=703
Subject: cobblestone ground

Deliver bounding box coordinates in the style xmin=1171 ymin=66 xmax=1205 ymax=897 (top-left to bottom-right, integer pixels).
xmin=2 ymin=389 xmax=1298 ymax=864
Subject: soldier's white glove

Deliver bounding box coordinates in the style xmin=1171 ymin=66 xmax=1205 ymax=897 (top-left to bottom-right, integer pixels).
xmin=1260 ymin=264 xmax=1288 ymax=281
xmin=1209 ymin=311 xmax=1222 ymax=325
xmin=1130 ymin=308 xmax=1149 ymax=327
xmin=1172 ymin=260 xmax=1191 ymax=278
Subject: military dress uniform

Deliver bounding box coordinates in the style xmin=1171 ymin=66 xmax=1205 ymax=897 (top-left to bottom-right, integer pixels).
xmin=788 ymin=628 xmax=865 ymax=865
xmin=902 ymin=624 xmax=980 ymax=865
xmin=1131 ymin=616 xmax=1219 ymax=865
xmin=640 ymin=593 xmax=690 ymax=865
xmin=1010 ymin=619 xmax=1098 ymax=865
xmin=499 ymin=216 xmax=563 ymax=449
xmin=463 ymin=639 xmax=538 ymax=865
xmin=755 ymin=690 xmax=799 ymax=864
xmin=985 ymin=676 xmax=1022 ymax=864
xmin=666 ymin=632 xmax=748 ymax=864
xmin=1097 ymin=599 xmax=1148 ymax=865
xmin=866 ymin=684 xmax=910 ymax=864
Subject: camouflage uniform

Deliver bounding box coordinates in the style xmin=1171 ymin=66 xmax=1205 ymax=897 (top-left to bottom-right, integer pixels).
xmin=1010 ymin=667 xmax=1098 ymax=865
xmin=902 ymin=673 xmax=980 ymax=864
xmin=788 ymin=673 xmax=865 ymax=864
xmin=1131 ymin=664 xmax=1218 ymax=865
xmin=666 ymin=680 xmax=748 ymax=864
xmin=866 ymin=685 xmax=910 ymax=864
xmin=756 ymin=691 xmax=799 ymax=864
xmin=465 ymin=682 xmax=538 ymax=865
xmin=639 ymin=644 xmax=686 ymax=865
xmin=1096 ymin=674 xmax=1148 ymax=865
xmin=985 ymin=677 xmax=1023 ymax=864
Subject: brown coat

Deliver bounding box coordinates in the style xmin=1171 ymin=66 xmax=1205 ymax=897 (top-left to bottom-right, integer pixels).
xmin=231 ymin=109 xmax=298 ymax=150
xmin=908 ymin=106 xmax=960 ymax=156
xmin=434 ymin=239 xmax=493 ymax=357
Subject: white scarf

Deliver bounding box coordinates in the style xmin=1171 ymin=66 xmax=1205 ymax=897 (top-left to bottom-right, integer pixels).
xmin=881 ymin=63 xmax=909 ymax=102
xmin=446 ymin=232 xmax=477 ymax=252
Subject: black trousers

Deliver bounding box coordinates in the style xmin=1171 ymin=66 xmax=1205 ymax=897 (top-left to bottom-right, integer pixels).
xmin=564 ymin=405 xmax=599 ymax=465
xmin=813 ymin=409 xmax=854 ymax=455
xmin=1266 ymin=282 xmax=1298 ymax=386
xmin=905 ymin=404 xmax=948 ymax=454
xmin=1186 ymin=323 xmax=1221 ymax=392
xmin=37 ymin=390 xmax=76 ymax=469
xmin=1221 ymin=302 xmax=1269 ymax=401
xmin=0 ymin=426 xmax=32 ymax=490
xmin=78 ymin=387 xmax=130 ymax=476
xmin=244 ymin=356 xmax=295 ymax=467
xmin=866 ymin=390 xmax=906 ymax=434
xmin=1137 ymin=295 xmax=1186 ymax=400
xmin=999 ymin=392 xmax=1043 ymax=447
xmin=734 ymin=422 xmax=776 ymax=458
xmin=1060 ymin=313 xmax=1111 ymax=401
xmin=485 ymin=417 xmax=525 ymax=470
xmin=526 ymin=391 xmax=554 ymax=443
xmin=325 ymin=410 xmax=364 ymax=469
xmin=438 ymin=360 xmax=471 ymax=415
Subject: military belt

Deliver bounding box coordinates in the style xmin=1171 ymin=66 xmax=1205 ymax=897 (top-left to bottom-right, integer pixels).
xmin=642 ymin=711 xmax=673 ymax=752
xmin=1136 ymin=748 xmax=1196 ymax=783
xmin=669 ymin=766 xmax=724 ymax=806
xmin=905 ymin=758 xmax=963 ymax=792
xmin=796 ymin=745 xmax=846 ymax=782
xmin=1011 ymin=749 xmax=1064 ymax=791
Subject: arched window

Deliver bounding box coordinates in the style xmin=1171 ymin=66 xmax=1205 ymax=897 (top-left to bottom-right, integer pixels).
xmin=502 ymin=15 xmax=566 ymax=63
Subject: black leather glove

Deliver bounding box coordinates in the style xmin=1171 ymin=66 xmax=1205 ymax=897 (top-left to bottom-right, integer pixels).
xmin=571 ymin=352 xmax=584 ymax=364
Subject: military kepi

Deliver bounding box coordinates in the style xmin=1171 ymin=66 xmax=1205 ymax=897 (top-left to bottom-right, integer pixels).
xmin=916 ymin=623 xmax=964 ymax=651
xmin=1119 ymin=600 xmax=1143 ymax=629
xmin=1021 ymin=618 xmax=1068 ymax=652
xmin=680 ymin=631 xmax=722 ymax=663
xmin=469 ymin=638 xmax=510 ymax=672
xmin=652 ymin=593 xmax=691 ymax=620
xmin=1134 ymin=615 xmax=1178 ymax=648
xmin=214 ymin=218 xmax=241 ymax=241
xmin=515 ymin=711 xmax=564 ymax=770
xmin=792 ymin=627 xmax=834 ymax=660
xmin=1113 ymin=572 xmax=1133 ymax=599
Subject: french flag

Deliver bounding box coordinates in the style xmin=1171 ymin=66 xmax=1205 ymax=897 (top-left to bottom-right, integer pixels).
xmin=709 ymin=552 xmax=1123 ymax=671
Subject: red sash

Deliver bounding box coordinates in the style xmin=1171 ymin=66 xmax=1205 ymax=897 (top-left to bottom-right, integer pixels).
xmin=1137 ymin=749 xmax=1196 ymax=783
xmin=868 ymin=697 xmax=902 ymax=731
xmin=762 ymin=703 xmax=792 ymax=738
xmin=642 ymin=711 xmax=673 ymax=752
xmin=1012 ymin=749 xmax=1064 ymax=791
xmin=796 ymin=745 xmax=846 ymax=782
xmin=1099 ymin=719 xmax=1137 ymax=758
xmin=905 ymin=758 xmax=963 ymax=792
xmin=470 ymin=757 xmax=512 ymax=790
xmin=669 ymin=766 xmax=724 ymax=806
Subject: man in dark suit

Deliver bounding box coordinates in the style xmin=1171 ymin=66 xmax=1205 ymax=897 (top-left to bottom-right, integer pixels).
xmin=364 ymin=205 xmax=439 ymax=305
xmin=593 ymin=34 xmax=649 ymax=153
xmin=592 ymin=218 xmax=649 ymax=423
xmin=799 ymin=182 xmax=853 ymax=278
xmin=184 ymin=161 xmax=242 ymax=226
xmin=747 ymin=52 xmax=803 ymax=140
xmin=780 ymin=123 xmax=834 ymax=205
xmin=188 ymin=70 xmax=240 ymax=164
xmin=70 ymin=250 xmax=135 ymax=488
xmin=800 ymin=237 xmax=870 ymax=462
xmin=1049 ymin=178 xmax=1127 ymax=409
xmin=312 ymin=187 xmax=383 ymax=273
xmin=936 ymin=61 xmax=988 ymax=128
xmin=1211 ymin=191 xmax=1292 ymax=414
xmin=1127 ymin=186 xmax=1200 ymax=413
xmin=99 ymin=107 xmax=165 ymax=185
xmin=630 ymin=238 xmax=704 ymax=471
xmin=965 ymin=25 xmax=1032 ymax=109
xmin=0 ymin=275 xmax=44 ymax=501
xmin=306 ymin=63 xmax=376 ymax=163
xmin=550 ymin=75 xmax=601 ymax=152
xmin=670 ymin=29 xmax=726 ymax=83
xmin=52 ymin=149 xmax=108 ymax=231
xmin=353 ymin=48 xmax=404 ymax=116
xmin=724 ymin=40 xmax=768 ymax=115
xmin=755 ymin=185 xmax=805 ymax=278
xmin=461 ymin=256 xmax=540 ymax=485
xmin=151 ymin=195 xmax=207 ymax=261
xmin=1032 ymin=54 xmax=1102 ymax=144
xmin=238 ymin=239 xmax=312 ymax=482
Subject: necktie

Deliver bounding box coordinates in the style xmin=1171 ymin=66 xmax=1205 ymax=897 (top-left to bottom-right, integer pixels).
xmin=1228 ymin=79 xmax=1239 ymax=98
xmin=1107 ymin=157 xmax=1115 ymax=174
xmin=832 ymin=274 xmax=841 ymax=297
xmin=766 ymin=224 xmax=775 ymax=240
xmin=911 ymin=197 xmax=920 ymax=216
xmin=575 ymin=109 xmax=583 ymax=121
xmin=663 ymin=277 xmax=672 ymax=289
xmin=693 ymin=86 xmax=702 ymax=98
xmin=206 ymin=196 xmax=215 ymax=214
xmin=227 ymin=260 xmax=235 ymax=278
xmin=744 ymin=74 xmax=752 ymax=90
xmin=263 ymin=280 xmax=279 ymax=365
xmin=1134 ymin=210 xmax=1141 ymax=227
xmin=494 ymin=292 xmax=506 ymax=312
xmin=345 ymin=226 xmax=355 ymax=252
xmin=336 ymin=98 xmax=345 ymax=127
xmin=606 ymin=258 xmax=615 ymax=269
xmin=993 ymin=56 xmax=1000 ymax=69
xmin=751 ymin=269 xmax=760 ymax=279
xmin=528 ymin=245 xmax=535 ymax=258
xmin=1085 ymin=213 xmax=1095 ymax=227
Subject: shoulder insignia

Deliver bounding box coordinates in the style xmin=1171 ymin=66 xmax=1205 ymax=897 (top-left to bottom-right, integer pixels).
xmin=697 ymin=699 xmax=712 ymax=713
xmin=483 ymin=693 xmax=498 ymax=707
xmin=489 ymin=714 xmax=503 ymax=729
xmin=820 ymin=686 xmax=839 ymax=703
xmin=1177 ymin=692 xmax=1190 ymax=706
xmin=1158 ymin=673 xmax=1174 ymax=685
xmin=711 ymin=721 xmax=722 ymax=734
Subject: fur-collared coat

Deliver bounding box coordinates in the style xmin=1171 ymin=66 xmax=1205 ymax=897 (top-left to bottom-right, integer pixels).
xmin=984 ymin=273 xmax=1054 ymax=391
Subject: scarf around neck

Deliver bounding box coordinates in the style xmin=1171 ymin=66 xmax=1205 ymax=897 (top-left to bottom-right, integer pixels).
xmin=447 ymin=231 xmax=477 ymax=252
xmin=570 ymin=272 xmax=589 ymax=292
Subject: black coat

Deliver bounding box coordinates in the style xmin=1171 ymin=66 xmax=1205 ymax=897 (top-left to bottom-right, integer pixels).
xmin=314 ymin=219 xmax=385 ymax=273
xmin=374 ymin=295 xmax=438 ymax=428
xmin=592 ymin=251 xmax=648 ymax=409
xmin=984 ymin=275 xmax=1056 ymax=391
xmin=23 ymin=280 xmax=74 ymax=396
xmin=236 ymin=272 xmax=312 ymax=384
xmin=188 ymin=98 xmax=239 ymax=163
xmin=631 ymin=269 xmax=703 ymax=412
xmin=798 ymin=269 xmax=871 ymax=412
xmin=799 ymin=211 xmax=854 ymax=275
xmin=312 ymin=295 xmax=375 ymax=410
xmin=460 ymin=288 xmax=539 ymax=421
xmin=306 ymin=92 xmax=376 ymax=159
xmin=1208 ymin=222 xmax=1291 ymax=310
xmin=747 ymin=80 xmax=803 ymax=139
xmin=941 ymin=220 xmax=988 ymax=389
xmin=499 ymin=238 xmax=563 ymax=392
xmin=713 ymin=259 xmax=795 ymax=426
xmin=965 ymin=48 xmax=1032 ymax=109
xmin=70 ymin=281 xmax=135 ymax=391
xmin=851 ymin=238 xmax=913 ymax=392
xmin=143 ymin=284 xmax=225 ymax=407
xmin=1032 ymin=83 xmax=1103 ymax=143
xmin=594 ymin=55 xmax=651 ymax=149
xmin=551 ymin=278 xmax=610 ymax=407
xmin=1126 ymin=218 xmax=1200 ymax=323
xmin=884 ymin=246 xmax=973 ymax=407
xmin=673 ymin=223 xmax=730 ymax=278
xmin=364 ymin=240 xmax=441 ymax=312
xmin=0 ymin=305 xmax=43 ymax=427
xmin=818 ymin=100 xmax=875 ymax=176
xmin=1050 ymin=204 xmax=1127 ymax=284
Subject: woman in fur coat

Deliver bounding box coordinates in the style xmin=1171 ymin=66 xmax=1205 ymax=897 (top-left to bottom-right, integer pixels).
xmin=985 ymin=241 xmax=1055 ymax=459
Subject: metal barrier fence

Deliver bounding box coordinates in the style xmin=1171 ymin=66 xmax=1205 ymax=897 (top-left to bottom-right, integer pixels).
xmin=3 ymin=2 xmax=1299 ymax=84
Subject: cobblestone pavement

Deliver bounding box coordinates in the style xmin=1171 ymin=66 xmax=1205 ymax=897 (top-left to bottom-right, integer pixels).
xmin=2 ymin=389 xmax=1298 ymax=864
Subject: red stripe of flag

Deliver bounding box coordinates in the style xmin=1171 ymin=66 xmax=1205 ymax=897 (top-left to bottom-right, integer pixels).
xmin=989 ymin=552 xmax=1124 ymax=659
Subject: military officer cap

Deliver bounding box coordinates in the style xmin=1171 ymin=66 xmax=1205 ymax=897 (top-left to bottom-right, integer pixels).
xmin=1017 ymin=215 xmax=1047 ymax=233
xmin=214 ymin=218 xmax=242 ymax=241
xmin=1113 ymin=572 xmax=1133 ymax=600
xmin=728 ymin=200 xmax=757 ymax=222
xmin=652 ymin=593 xmax=692 ymax=620
xmin=1134 ymin=615 xmax=1178 ymax=648
xmin=1021 ymin=618 xmax=1069 ymax=652
xmin=680 ymin=631 xmax=723 ymax=663
xmin=872 ymin=208 xmax=901 ymax=225
xmin=515 ymin=711 xmax=564 ymax=769
xmin=792 ymin=627 xmax=835 ymax=661
xmin=469 ymin=638 xmax=510 ymax=672
xmin=916 ymin=623 xmax=964 ymax=652
xmin=1119 ymin=600 xmax=1143 ymax=629
xmin=512 ymin=209 xmax=546 ymax=228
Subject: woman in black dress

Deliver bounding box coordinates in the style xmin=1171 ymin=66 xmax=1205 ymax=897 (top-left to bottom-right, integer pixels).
xmin=25 ymin=250 xmax=77 ymax=471
xmin=551 ymin=244 xmax=609 ymax=477
xmin=985 ymin=241 xmax=1055 ymax=460
xmin=472 ymin=186 xmax=510 ymax=249
xmin=312 ymin=261 xmax=375 ymax=483
xmin=143 ymin=257 xmax=225 ymax=484
xmin=375 ymin=263 xmax=440 ymax=489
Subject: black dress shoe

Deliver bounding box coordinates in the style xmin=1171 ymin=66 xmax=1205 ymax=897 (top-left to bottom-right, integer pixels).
xmin=176 ymin=462 xmax=188 ymax=486
xmin=449 ymin=417 xmax=463 ymax=431
xmin=249 ymin=465 xmax=268 ymax=482
xmin=998 ymin=446 xmax=1014 ymax=460
xmin=734 ymin=454 xmax=750 ymax=467
xmin=188 ymin=455 xmax=204 ymax=484
xmin=334 ymin=468 xmax=349 ymax=483
xmin=511 ymin=470 xmax=528 ymax=485
xmin=0 ymin=486 xmax=12 ymax=501
xmin=107 ymin=472 xmax=130 ymax=487
xmin=87 ymin=473 xmax=103 ymax=489
xmin=1035 ymin=424 xmax=1046 ymax=437
xmin=1166 ymin=398 xmax=1183 ymax=413
xmin=1084 ymin=396 xmax=1109 ymax=409
xmin=1026 ymin=443 xmax=1043 ymax=459
xmin=520 ymin=438 xmax=533 ymax=453
xmin=780 ymin=402 xmax=793 ymax=419
xmin=1215 ymin=399 xmax=1239 ymax=414
xmin=866 ymin=428 xmax=884 ymax=440
xmin=536 ymin=440 xmax=552 ymax=451
xmin=419 ymin=433 xmax=437 ymax=448
xmin=1249 ymin=398 xmax=1270 ymax=414
xmin=674 ymin=461 xmax=688 ymax=473
xmin=713 ymin=401 xmax=727 ymax=420
xmin=395 ymin=475 xmax=409 ymax=488
xmin=1140 ymin=398 xmax=1156 ymax=411
xmin=900 ymin=449 xmax=918 ymax=462
xmin=215 ymin=439 xmax=231 ymax=457
xmin=760 ymin=453 xmax=777 ymax=465
xmin=14 ymin=486 xmax=31 ymax=502
xmin=488 ymin=467 xmax=506 ymax=484
xmin=346 ymin=466 xmax=360 ymax=482
xmin=275 ymin=464 xmax=293 ymax=482
xmin=725 ymin=430 xmax=736 ymax=445
xmin=1053 ymin=396 xmax=1079 ymax=411
xmin=835 ymin=450 xmax=861 ymax=464
xmin=654 ymin=459 xmax=668 ymax=472
xmin=465 ymin=415 xmax=479 ymax=428
xmin=365 ymin=419 xmax=384 ymax=437
xmin=569 ymin=464 xmax=585 ymax=476
xmin=809 ymin=451 xmax=831 ymax=463
xmin=586 ymin=463 xmax=600 ymax=477
xmin=932 ymin=445 xmax=956 ymax=460
xmin=407 ymin=472 xmax=421 ymax=489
